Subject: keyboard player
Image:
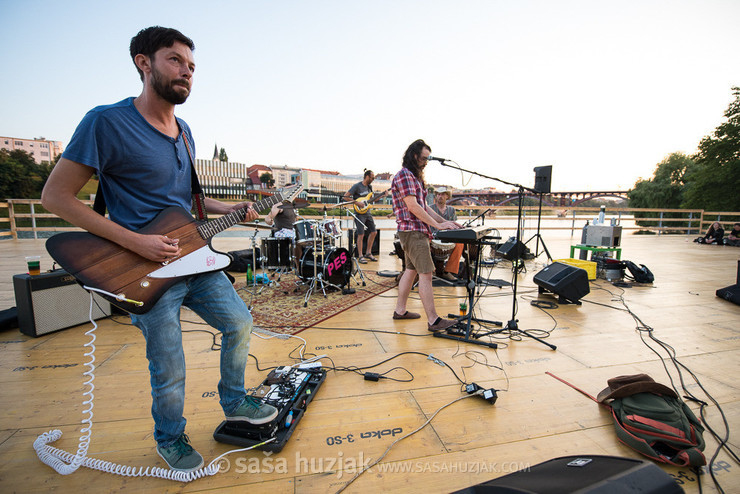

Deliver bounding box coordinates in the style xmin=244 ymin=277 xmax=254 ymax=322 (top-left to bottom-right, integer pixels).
xmin=390 ymin=139 xmax=462 ymax=333
xmin=430 ymin=187 xmax=464 ymax=281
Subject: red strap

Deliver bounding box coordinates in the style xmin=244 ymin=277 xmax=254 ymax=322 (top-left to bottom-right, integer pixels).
xmin=546 ymin=372 xmax=605 ymax=406
xmin=626 ymin=414 xmax=686 ymax=438
xmin=181 ymin=131 xmax=208 ymax=221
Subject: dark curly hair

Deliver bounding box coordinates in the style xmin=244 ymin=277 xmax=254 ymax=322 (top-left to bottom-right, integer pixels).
xmin=130 ymin=26 xmax=195 ymax=81
xmin=401 ymin=139 xmax=431 ymax=187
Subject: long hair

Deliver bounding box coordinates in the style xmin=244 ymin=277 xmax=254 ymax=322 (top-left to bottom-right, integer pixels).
xmin=130 ymin=26 xmax=195 ymax=81
xmin=402 ymin=139 xmax=431 ymax=187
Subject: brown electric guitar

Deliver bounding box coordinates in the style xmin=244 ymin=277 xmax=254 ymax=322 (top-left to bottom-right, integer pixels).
xmin=46 ymin=184 xmax=303 ymax=314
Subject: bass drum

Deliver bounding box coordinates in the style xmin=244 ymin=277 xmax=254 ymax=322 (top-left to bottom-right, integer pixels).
xmin=299 ymin=246 xmax=351 ymax=286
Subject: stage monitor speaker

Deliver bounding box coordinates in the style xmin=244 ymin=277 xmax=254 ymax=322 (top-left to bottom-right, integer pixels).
xmin=533 ymin=262 xmax=590 ymax=304
xmin=13 ymin=269 xmax=111 ymax=337
xmin=533 ymin=165 xmax=552 ymax=194
xmin=452 ymin=455 xmax=682 ymax=494
xmin=496 ymin=237 xmax=528 ymax=261
xmin=715 ymin=260 xmax=740 ymax=306
xmin=348 ymin=229 xmax=380 ymax=256
xmin=716 ymin=284 xmax=740 ymax=305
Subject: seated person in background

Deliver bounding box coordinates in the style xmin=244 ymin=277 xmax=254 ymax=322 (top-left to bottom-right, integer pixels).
xmin=697 ymin=222 xmax=724 ymax=244
xmin=724 ymin=222 xmax=740 ymax=247
xmin=429 ymin=187 xmax=464 ymax=282
xmin=264 ymin=200 xmax=302 ymax=269
xmin=265 ymin=200 xmax=297 ymax=238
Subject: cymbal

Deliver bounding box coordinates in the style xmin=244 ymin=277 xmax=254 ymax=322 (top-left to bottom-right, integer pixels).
xmin=242 ymin=222 xmax=273 ymax=230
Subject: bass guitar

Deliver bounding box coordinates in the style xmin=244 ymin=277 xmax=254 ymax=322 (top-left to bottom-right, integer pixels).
xmin=46 ymin=184 xmax=303 ymax=314
xmin=353 ymin=190 xmax=388 ymax=214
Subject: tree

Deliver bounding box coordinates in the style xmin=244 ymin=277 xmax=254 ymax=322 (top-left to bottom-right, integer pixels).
xmin=628 ymin=153 xmax=696 ymax=227
xmin=259 ymin=172 xmax=275 ymax=188
xmin=219 ymin=147 xmax=228 ymax=162
xmin=628 ymin=153 xmax=695 ymax=208
xmin=682 ymin=86 xmax=740 ymax=211
xmin=0 ymin=149 xmax=53 ymax=199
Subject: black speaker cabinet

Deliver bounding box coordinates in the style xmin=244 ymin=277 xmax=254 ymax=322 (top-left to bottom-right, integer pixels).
xmin=348 ymin=229 xmax=380 ymax=256
xmin=497 ymin=237 xmax=528 ymax=261
xmin=453 ymin=455 xmax=682 ymax=494
xmin=533 ymin=165 xmax=552 ymax=194
xmin=534 ymin=262 xmax=590 ymax=304
xmin=13 ymin=270 xmax=111 ymax=337
xmin=716 ymin=260 xmax=740 ymax=306
xmin=716 ymin=284 xmax=740 ymax=305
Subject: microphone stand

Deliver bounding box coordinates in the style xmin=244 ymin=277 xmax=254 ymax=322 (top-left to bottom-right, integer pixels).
xmin=435 ymin=160 xmax=556 ymax=351
xmin=463 ymin=208 xmax=492 ymax=227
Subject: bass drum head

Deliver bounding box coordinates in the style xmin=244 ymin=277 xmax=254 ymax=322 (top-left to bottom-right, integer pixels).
xmin=300 ymin=247 xmax=351 ymax=286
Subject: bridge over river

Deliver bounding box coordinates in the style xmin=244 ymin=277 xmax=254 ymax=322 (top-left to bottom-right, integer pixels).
xmin=448 ymin=190 xmax=629 ymax=207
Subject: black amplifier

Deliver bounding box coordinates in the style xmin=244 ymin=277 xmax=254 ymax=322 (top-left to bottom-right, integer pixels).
xmin=13 ymin=269 xmax=111 ymax=337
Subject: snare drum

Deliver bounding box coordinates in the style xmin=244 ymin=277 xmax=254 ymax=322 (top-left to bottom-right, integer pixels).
xmin=261 ymin=237 xmax=293 ymax=269
xmin=293 ymin=220 xmax=318 ymax=246
xmin=430 ymin=240 xmax=455 ymax=261
xmin=320 ymin=219 xmax=341 ymax=241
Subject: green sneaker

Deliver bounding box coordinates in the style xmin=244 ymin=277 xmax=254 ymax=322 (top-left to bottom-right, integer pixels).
xmin=225 ymin=396 xmax=279 ymax=424
xmin=156 ymin=434 xmax=204 ymax=472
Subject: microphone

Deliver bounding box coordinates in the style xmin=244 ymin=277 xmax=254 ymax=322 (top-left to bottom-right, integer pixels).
xmin=428 ymin=156 xmax=448 ymax=162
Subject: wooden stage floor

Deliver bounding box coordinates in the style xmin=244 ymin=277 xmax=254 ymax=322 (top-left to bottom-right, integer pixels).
xmin=0 ymin=231 xmax=738 ymax=493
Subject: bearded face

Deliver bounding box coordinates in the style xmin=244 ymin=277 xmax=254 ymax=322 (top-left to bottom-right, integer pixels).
xmin=150 ymin=61 xmax=191 ymax=105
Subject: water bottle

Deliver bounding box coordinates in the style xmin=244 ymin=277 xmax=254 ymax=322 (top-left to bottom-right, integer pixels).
xmin=247 ymin=265 xmax=253 ymax=283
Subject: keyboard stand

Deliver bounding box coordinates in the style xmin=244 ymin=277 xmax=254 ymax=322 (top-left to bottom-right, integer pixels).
xmin=433 ymin=237 xmax=501 ymax=349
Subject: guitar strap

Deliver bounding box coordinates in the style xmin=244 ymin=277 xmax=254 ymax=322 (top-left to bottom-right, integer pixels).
xmin=181 ymin=131 xmax=208 ymax=221
xmin=91 ymin=130 xmax=208 ymax=222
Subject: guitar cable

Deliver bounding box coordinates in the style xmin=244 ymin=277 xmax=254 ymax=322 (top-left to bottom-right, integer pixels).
xmin=33 ymin=290 xmax=275 ymax=482
xmin=82 ymin=284 xmax=144 ymax=308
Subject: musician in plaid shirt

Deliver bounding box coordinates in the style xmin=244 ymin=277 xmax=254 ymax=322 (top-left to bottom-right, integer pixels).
xmin=391 ymin=139 xmax=461 ymax=332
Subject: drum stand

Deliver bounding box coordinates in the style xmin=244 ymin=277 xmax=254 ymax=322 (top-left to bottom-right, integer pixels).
xmin=342 ymin=207 xmax=367 ymax=287
xmin=302 ymin=224 xmax=345 ymax=307
xmin=245 ymin=229 xmax=266 ymax=295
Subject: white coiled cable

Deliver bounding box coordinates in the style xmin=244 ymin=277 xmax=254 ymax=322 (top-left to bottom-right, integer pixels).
xmin=33 ymin=291 xmax=275 ymax=482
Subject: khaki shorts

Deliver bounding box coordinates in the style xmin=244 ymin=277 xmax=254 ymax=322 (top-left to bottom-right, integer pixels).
xmin=398 ymin=230 xmax=434 ymax=274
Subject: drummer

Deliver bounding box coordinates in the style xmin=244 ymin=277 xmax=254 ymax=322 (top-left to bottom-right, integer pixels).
xmin=264 ymin=199 xmax=301 ymax=270
xmin=429 ymin=187 xmax=464 ymax=282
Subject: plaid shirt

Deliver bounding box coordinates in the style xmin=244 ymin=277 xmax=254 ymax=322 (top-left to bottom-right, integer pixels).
xmin=391 ymin=167 xmax=432 ymax=238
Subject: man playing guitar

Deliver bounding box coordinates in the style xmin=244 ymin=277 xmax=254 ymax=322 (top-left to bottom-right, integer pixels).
xmin=343 ymin=169 xmax=387 ymax=263
xmin=41 ymin=26 xmax=277 ymax=473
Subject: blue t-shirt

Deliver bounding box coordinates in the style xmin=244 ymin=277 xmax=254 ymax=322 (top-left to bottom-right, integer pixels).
xmin=63 ymin=97 xmax=194 ymax=230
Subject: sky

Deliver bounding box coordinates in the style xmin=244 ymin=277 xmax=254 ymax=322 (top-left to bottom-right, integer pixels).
xmin=2 ymin=0 xmax=739 ymax=192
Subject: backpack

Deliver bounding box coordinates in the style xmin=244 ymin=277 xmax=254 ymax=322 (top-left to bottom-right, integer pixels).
xmin=548 ymin=373 xmax=706 ymax=467
xmin=624 ymin=260 xmax=654 ymax=283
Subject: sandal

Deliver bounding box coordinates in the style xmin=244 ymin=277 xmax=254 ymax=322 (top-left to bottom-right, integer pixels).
xmin=358 ymin=257 xmax=368 ymax=264
xmin=364 ymin=254 xmax=378 ymax=262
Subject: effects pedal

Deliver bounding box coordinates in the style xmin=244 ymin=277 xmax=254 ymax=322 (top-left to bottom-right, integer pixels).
xmin=213 ymin=366 xmax=326 ymax=452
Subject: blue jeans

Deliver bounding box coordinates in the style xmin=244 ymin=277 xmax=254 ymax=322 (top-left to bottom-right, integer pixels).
xmin=130 ymin=271 xmax=251 ymax=447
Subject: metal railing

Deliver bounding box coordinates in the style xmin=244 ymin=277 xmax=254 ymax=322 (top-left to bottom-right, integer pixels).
xmin=1 ymin=199 xmax=738 ymax=239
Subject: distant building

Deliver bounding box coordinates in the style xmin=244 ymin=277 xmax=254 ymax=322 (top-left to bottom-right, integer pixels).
xmin=194 ymin=157 xmax=393 ymax=203
xmin=1 ymin=136 xmax=64 ymax=164
xmin=193 ymin=159 xmax=249 ymax=199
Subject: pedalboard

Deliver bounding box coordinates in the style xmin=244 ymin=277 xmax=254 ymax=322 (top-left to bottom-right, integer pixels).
xmin=213 ymin=365 xmax=326 ymax=452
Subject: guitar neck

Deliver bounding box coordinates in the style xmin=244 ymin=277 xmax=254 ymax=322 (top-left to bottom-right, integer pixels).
xmin=196 ymin=193 xmax=283 ymax=240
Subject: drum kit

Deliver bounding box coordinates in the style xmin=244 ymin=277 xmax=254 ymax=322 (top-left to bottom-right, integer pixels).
xmin=244 ymin=209 xmax=359 ymax=307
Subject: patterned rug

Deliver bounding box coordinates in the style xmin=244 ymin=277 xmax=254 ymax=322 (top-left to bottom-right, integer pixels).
xmin=234 ymin=270 xmax=397 ymax=335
